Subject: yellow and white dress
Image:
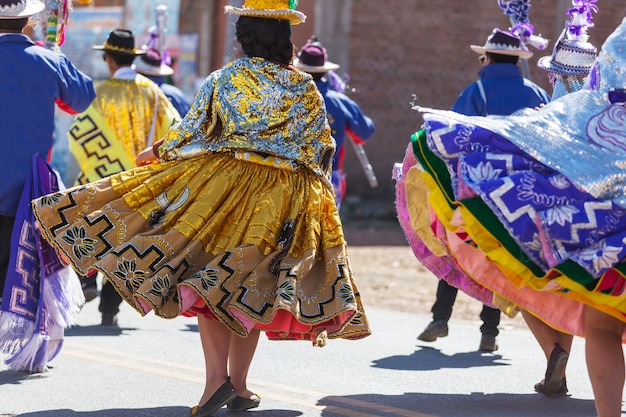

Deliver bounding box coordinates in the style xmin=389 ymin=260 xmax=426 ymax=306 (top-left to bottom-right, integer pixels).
xmin=33 ymin=57 xmax=371 ymax=344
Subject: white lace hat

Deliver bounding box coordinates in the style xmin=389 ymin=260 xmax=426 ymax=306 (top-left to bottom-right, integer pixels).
xmin=0 ymin=0 xmax=44 ymax=19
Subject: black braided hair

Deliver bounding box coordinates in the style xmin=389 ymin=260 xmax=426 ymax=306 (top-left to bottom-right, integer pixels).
xmin=236 ymin=16 xmax=294 ymax=65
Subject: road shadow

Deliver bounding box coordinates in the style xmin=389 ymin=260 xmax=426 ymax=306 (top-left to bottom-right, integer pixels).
xmin=0 ymin=367 xmax=48 ymax=386
xmin=15 ymin=408 xmax=189 ymax=417
xmin=15 ymin=408 xmax=302 ymax=417
xmin=318 ymin=392 xmax=596 ymax=417
xmin=372 ymin=346 xmax=508 ymax=371
xmin=65 ymin=324 xmax=138 ymax=337
xmin=213 ymin=410 xmax=301 ymax=416
xmin=181 ymin=323 xmax=199 ymax=333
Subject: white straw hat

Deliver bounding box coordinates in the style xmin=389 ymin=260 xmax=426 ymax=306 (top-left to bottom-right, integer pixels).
xmin=0 ymin=0 xmax=44 ymax=19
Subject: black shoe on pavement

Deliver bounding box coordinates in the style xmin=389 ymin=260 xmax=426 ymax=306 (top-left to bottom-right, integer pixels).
xmin=479 ymin=334 xmax=498 ymax=352
xmin=417 ymin=320 xmax=448 ymax=342
xmin=542 ymin=343 xmax=569 ymax=395
xmin=227 ymin=394 xmax=261 ymax=411
xmin=191 ymin=377 xmax=236 ymax=417
xmin=535 ymin=377 xmax=569 ymax=397
xmin=101 ymin=313 xmax=118 ymax=326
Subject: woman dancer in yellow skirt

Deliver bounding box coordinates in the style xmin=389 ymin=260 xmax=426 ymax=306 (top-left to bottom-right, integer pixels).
xmin=32 ymin=1 xmax=371 ymax=416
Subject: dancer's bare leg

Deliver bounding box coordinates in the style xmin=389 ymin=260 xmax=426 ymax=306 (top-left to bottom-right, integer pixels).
xmin=584 ymin=305 xmax=625 ymax=417
xmin=198 ymin=315 xmax=232 ymax=406
xmin=229 ymin=328 xmax=261 ymax=398
xmin=522 ymin=309 xmax=573 ymax=379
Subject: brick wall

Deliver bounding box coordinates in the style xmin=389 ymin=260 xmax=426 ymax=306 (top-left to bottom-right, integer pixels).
xmin=341 ymin=1 xmax=626 ymax=215
xmin=83 ymin=1 xmax=626 ymax=217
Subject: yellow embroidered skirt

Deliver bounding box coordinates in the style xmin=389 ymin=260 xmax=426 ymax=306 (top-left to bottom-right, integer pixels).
xmin=32 ymin=152 xmax=370 ymax=343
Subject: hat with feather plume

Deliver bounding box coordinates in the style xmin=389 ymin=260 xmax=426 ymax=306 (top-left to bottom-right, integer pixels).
xmin=538 ymin=0 xmax=598 ymax=77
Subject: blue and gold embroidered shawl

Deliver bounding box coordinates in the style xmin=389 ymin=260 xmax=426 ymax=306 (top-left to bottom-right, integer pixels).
xmin=158 ymin=57 xmax=335 ymax=181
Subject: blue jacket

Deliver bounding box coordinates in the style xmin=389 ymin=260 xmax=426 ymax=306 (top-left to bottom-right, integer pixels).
xmin=316 ymin=80 xmax=375 ymax=173
xmin=452 ymin=63 xmax=550 ymax=116
xmin=0 ymin=34 xmax=95 ymax=216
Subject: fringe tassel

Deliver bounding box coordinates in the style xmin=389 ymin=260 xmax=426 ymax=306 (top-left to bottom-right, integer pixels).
xmin=43 ymin=267 xmax=84 ymax=328
xmin=0 ymin=266 xmax=82 ymax=372
xmin=46 ymin=338 xmax=64 ymax=364
xmin=0 ymin=312 xmax=36 ymax=355
xmin=4 ymin=331 xmax=50 ymax=373
xmin=45 ymin=317 xmax=65 ymax=363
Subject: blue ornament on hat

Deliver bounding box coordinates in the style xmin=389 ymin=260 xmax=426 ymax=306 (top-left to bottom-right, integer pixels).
xmin=0 ymin=0 xmax=44 ymax=19
xmin=132 ymin=27 xmax=174 ymax=77
xmin=498 ymin=0 xmax=531 ymax=25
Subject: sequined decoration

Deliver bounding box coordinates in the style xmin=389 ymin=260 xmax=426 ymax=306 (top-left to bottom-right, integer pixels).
xmin=158 ymin=57 xmax=334 ymax=183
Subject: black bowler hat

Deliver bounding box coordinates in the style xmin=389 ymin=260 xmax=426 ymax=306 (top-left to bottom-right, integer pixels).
xmin=93 ymin=29 xmax=146 ymax=56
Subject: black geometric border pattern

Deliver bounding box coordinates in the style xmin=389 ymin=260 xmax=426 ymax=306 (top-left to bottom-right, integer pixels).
xmin=68 ymin=113 xmax=128 ymax=180
xmin=98 ymin=241 xmax=190 ymax=317
xmin=186 ymin=249 xmax=359 ymax=325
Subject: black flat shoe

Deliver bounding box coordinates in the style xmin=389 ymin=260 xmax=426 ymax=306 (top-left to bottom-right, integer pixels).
xmin=543 ymin=343 xmax=569 ymax=395
xmin=227 ymin=394 xmax=261 ymax=411
xmin=191 ymin=377 xmax=236 ymax=417
xmin=534 ymin=377 xmax=568 ymax=397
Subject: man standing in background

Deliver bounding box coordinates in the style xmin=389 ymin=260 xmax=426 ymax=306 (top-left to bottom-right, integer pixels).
xmin=72 ymin=28 xmax=181 ymax=326
xmin=294 ymin=37 xmax=375 ymax=210
xmin=417 ymin=27 xmax=550 ymax=352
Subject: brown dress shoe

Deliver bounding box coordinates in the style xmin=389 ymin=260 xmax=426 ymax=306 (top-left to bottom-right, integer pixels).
xmin=417 ymin=320 xmax=449 ymax=342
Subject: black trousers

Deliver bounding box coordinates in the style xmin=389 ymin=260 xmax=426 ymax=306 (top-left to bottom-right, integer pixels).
xmin=82 ymin=273 xmax=122 ymax=315
xmin=431 ymin=279 xmax=500 ymax=336
xmin=98 ymin=278 xmax=123 ymax=316
xmin=0 ymin=215 xmax=15 ymax=299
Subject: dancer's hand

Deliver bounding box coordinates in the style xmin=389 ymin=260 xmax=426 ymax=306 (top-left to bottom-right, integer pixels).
xmin=136 ymin=146 xmax=158 ymax=166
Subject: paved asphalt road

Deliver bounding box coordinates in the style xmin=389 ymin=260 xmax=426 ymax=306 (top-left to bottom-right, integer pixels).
xmin=0 ymin=297 xmax=612 ymax=417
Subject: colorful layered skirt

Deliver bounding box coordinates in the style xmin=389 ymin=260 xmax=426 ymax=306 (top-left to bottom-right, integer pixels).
xmin=398 ymin=18 xmax=626 ymax=341
xmin=32 ymin=151 xmax=371 ymax=344
xmin=397 ymin=122 xmax=626 ymax=341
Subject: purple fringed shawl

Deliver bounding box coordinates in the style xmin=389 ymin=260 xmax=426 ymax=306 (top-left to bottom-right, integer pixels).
xmin=0 ymin=155 xmax=84 ymax=373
